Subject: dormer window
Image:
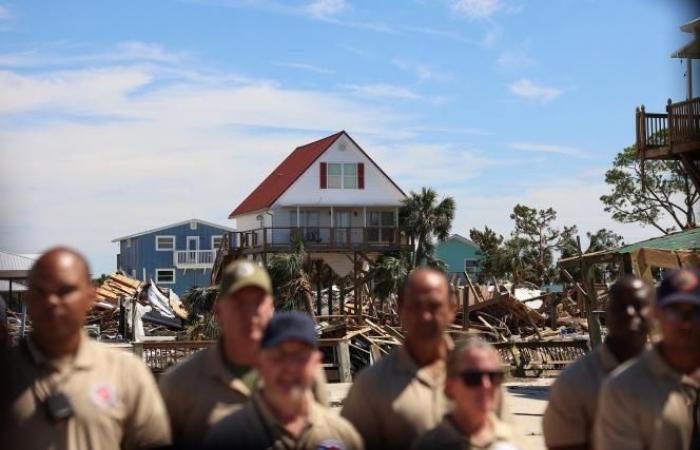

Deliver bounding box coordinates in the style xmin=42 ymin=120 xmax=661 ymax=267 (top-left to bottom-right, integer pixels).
xmin=320 ymin=162 xmax=364 ymax=189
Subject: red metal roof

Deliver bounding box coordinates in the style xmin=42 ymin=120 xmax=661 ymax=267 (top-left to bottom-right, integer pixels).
xmin=229 ymin=131 xmax=344 ymax=217
xmin=229 ymin=131 xmax=406 ymax=218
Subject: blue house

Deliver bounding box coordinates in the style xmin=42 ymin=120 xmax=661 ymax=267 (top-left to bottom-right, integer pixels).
xmin=113 ymin=219 xmax=235 ymax=296
xmin=435 ymin=234 xmax=482 ymax=282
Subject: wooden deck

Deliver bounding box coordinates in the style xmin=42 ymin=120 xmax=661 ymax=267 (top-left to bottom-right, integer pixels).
xmin=636 ymin=97 xmax=700 ymax=191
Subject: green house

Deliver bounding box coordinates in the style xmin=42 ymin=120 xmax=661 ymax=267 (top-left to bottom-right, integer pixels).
xmin=435 ymin=234 xmax=481 ymax=282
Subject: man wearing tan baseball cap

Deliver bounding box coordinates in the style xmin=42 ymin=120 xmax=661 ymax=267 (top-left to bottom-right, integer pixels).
xmin=159 ymin=260 xmax=327 ymax=446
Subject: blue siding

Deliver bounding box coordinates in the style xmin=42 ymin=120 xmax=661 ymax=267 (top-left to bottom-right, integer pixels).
xmin=435 ymin=236 xmax=481 ymax=278
xmin=116 ymin=220 xmax=230 ymax=296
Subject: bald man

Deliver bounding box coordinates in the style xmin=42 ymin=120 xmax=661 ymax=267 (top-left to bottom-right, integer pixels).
xmin=0 ymin=247 xmax=171 ymax=450
xmin=341 ymin=268 xmax=459 ymax=450
xmin=543 ymin=276 xmax=652 ymax=450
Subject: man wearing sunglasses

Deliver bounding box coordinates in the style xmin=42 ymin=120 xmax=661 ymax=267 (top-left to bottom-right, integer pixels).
xmin=543 ymin=276 xmax=652 ymax=450
xmin=595 ymin=268 xmax=700 ymax=450
xmin=412 ymin=338 xmax=521 ymax=450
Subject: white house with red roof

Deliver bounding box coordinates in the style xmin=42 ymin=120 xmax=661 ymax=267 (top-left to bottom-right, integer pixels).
xmin=224 ymin=131 xmax=409 ymax=276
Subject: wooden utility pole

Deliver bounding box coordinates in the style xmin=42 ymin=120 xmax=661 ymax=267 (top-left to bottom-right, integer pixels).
xmin=577 ymin=236 xmax=602 ymax=348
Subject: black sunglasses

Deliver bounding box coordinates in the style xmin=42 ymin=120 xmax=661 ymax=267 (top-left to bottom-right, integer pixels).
xmin=459 ymin=370 xmax=504 ymax=387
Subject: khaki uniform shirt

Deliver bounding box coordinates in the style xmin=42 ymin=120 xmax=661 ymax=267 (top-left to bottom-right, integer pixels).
xmin=341 ymin=339 xmax=522 ymax=450
xmin=412 ymin=414 xmax=522 ymax=450
xmin=0 ymin=335 xmax=171 ymax=450
xmin=204 ymin=390 xmax=364 ymax=450
xmin=542 ymin=341 xmax=618 ymax=447
xmin=594 ymin=346 xmax=700 ymax=450
xmin=158 ymin=340 xmax=328 ymax=444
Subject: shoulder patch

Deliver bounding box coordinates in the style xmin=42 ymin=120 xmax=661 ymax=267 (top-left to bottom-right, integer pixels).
xmin=316 ymin=438 xmax=346 ymax=450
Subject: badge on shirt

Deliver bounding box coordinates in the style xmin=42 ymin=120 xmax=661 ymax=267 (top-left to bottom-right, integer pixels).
xmin=316 ymin=439 xmax=346 ymax=450
xmin=90 ymin=383 xmax=118 ymax=409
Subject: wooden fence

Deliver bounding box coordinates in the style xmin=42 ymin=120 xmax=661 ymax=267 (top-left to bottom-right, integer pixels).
xmin=127 ymin=338 xmax=588 ymax=378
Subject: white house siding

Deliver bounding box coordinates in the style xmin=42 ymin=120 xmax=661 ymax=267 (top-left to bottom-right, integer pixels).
xmin=274 ymin=133 xmax=405 ymax=207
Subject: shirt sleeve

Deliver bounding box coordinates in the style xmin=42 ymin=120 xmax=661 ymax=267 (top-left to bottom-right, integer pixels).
xmin=542 ymin=374 xmax=589 ymax=447
xmin=340 ymin=374 xmax=382 ymax=450
xmin=157 ymin=367 xmax=184 ymax=443
xmin=593 ymin=378 xmax=644 ymax=450
xmin=122 ymin=356 xmax=172 ymax=449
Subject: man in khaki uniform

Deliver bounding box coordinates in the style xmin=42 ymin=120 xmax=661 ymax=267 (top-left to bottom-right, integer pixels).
xmin=159 ymin=260 xmax=327 ymax=445
xmin=341 ymin=267 xmax=457 ymax=450
xmin=542 ymin=276 xmax=652 ymax=450
xmin=0 ymin=247 xmax=171 ymax=450
xmin=595 ymin=268 xmax=700 ymax=450
xmin=205 ymin=312 xmax=363 ymax=450
xmin=412 ymin=338 xmax=522 ymax=450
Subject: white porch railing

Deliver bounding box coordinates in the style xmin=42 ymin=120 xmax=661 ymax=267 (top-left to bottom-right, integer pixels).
xmin=173 ymin=250 xmax=216 ymax=269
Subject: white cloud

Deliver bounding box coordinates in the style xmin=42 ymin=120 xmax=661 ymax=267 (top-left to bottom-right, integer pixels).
xmin=496 ymin=50 xmax=535 ymax=69
xmin=272 ymin=61 xmax=335 ymax=74
xmin=507 ymin=78 xmax=563 ymax=102
xmin=391 ymin=58 xmax=452 ymax=82
xmin=0 ymin=41 xmax=184 ymax=68
xmin=508 ymin=142 xmax=589 ymax=158
xmin=0 ymin=5 xmax=10 ymax=20
xmin=453 ymin=177 xmax=664 ymax=248
xmin=451 ymin=0 xmax=502 ymax=20
xmin=306 ymin=0 xmax=348 ymax=19
xmin=343 ymin=83 xmax=421 ymax=100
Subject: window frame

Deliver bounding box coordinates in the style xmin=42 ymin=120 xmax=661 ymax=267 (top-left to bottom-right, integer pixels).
xmin=155 ymin=235 xmax=176 ymax=251
xmin=325 ymin=162 xmax=360 ymax=189
xmin=211 ymin=235 xmax=223 ymax=251
xmin=155 ymin=268 xmax=176 ymax=284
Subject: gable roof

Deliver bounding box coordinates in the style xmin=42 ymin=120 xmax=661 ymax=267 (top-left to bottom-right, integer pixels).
xmin=442 ymin=234 xmax=480 ymax=249
xmin=0 ymin=251 xmax=36 ymax=279
xmin=229 ymin=131 xmax=406 ymax=218
xmin=112 ymin=218 xmax=236 ymax=242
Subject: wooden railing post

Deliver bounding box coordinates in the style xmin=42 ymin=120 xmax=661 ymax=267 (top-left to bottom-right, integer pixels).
xmin=337 ymin=339 xmax=352 ymax=382
xmin=667 ymin=98 xmax=674 ymax=144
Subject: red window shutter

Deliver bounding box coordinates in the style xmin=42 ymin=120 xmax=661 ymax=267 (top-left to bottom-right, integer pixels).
xmin=320 ymin=162 xmax=327 ymax=189
xmin=358 ymin=163 xmax=365 ymax=189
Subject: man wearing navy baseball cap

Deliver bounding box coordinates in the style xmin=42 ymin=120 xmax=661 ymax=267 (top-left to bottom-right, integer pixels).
xmin=205 ymin=311 xmax=363 ymax=450
xmin=595 ymin=268 xmax=700 ymax=450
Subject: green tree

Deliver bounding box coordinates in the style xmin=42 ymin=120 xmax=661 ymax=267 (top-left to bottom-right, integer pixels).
xmin=560 ymin=228 xmax=625 ymax=282
xmin=182 ymin=286 xmax=220 ymax=340
xmin=266 ymin=240 xmax=315 ymax=315
xmin=469 ymin=226 xmax=506 ymax=281
xmin=400 ymin=187 xmax=456 ymax=268
xmin=600 ymin=144 xmax=698 ymax=233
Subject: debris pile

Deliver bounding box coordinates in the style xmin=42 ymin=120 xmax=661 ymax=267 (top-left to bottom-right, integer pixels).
xmin=87 ymin=272 xmax=188 ymax=341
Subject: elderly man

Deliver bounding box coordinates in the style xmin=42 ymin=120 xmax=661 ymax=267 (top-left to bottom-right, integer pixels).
xmin=341 ymin=267 xmax=457 ymax=450
xmin=0 ymin=247 xmax=171 ymax=450
xmin=412 ymin=338 xmax=521 ymax=450
xmin=595 ymin=268 xmax=700 ymax=450
xmin=205 ymin=312 xmax=363 ymax=449
xmin=159 ymin=259 xmax=327 ymax=445
xmin=543 ymin=276 xmax=652 ymax=450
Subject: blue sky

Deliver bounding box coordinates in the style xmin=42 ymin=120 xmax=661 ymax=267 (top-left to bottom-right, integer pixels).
xmin=0 ymin=0 xmax=698 ymax=275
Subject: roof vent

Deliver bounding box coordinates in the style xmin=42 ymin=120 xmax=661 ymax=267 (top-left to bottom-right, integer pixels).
xmin=338 ymin=142 xmax=347 ymax=151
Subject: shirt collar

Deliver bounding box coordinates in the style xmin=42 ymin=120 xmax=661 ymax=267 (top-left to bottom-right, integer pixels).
xmin=645 ymin=345 xmax=700 ymax=388
xmin=395 ymin=334 xmax=454 ymax=387
xmin=206 ymin=339 xmax=253 ymax=396
xmin=443 ymin=413 xmax=512 ymax=446
xmin=252 ymin=390 xmax=318 ymax=432
xmin=25 ymin=331 xmax=94 ymax=371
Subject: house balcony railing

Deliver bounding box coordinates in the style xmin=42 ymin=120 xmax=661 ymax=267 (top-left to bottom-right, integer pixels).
xmin=224 ymin=226 xmax=411 ymax=254
xmin=636 ymin=97 xmax=700 ymax=159
xmin=173 ymin=249 xmax=217 ymax=269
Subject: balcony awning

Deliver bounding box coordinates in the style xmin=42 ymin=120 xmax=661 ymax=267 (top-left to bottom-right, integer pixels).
xmin=672 ymin=35 xmax=700 ymax=59
xmin=673 ymin=17 xmax=700 ymax=59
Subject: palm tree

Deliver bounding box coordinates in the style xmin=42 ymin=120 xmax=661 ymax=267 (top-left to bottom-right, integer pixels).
xmin=400 ymin=187 xmax=456 ymax=267
xmin=182 ymin=286 xmax=220 ymax=340
xmin=266 ymin=240 xmax=315 ymax=315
